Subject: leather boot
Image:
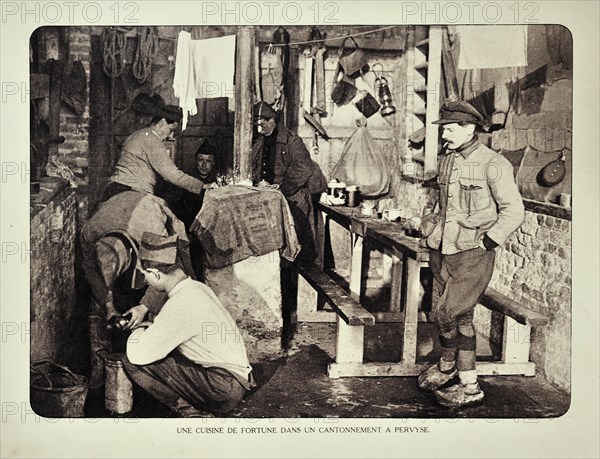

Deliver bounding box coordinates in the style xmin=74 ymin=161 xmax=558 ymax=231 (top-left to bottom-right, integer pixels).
xmin=88 ymin=312 xmax=110 ymax=390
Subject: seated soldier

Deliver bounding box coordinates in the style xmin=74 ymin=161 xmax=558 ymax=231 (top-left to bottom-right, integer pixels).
xmin=177 ymin=139 xmax=219 ymax=279
xmin=178 ymin=139 xmax=219 ymax=229
xmin=123 ymin=232 xmax=254 ymax=417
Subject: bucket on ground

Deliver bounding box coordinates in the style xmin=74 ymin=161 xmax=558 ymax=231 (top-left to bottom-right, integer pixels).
xmin=30 ymin=360 xmax=88 ymax=417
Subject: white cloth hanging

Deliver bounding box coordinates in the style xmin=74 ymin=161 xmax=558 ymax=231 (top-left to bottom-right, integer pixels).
xmin=173 ymin=31 xmax=236 ymax=130
xmin=457 ymin=25 xmax=528 ymax=70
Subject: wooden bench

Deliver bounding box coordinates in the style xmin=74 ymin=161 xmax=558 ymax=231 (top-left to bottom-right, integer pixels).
xmin=477 ymin=287 xmax=550 ymax=376
xmin=300 ymin=203 xmax=551 ymax=378
xmin=295 ymin=261 xmax=375 ymax=375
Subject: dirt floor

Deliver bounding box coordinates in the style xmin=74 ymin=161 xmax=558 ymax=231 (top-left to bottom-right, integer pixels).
xmin=84 ymin=321 xmax=570 ymax=419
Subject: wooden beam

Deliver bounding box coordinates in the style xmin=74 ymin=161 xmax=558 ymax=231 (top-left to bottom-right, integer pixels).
xmin=481 ymin=288 xmax=550 ymax=327
xmin=234 ymin=26 xmax=255 ymax=182
xmin=296 ymin=262 xmax=374 ymax=326
xmin=327 ymin=361 xmax=536 ymax=378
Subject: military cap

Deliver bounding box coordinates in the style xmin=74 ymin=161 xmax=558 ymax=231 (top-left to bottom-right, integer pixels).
xmin=253 ymin=101 xmax=278 ymax=120
xmin=156 ymin=105 xmax=183 ymax=124
xmin=195 ymin=139 xmax=216 ymax=157
xmin=132 ymin=93 xmax=165 ymax=115
xmin=139 ymin=232 xmax=178 ymax=266
xmin=432 ymin=100 xmax=483 ymax=125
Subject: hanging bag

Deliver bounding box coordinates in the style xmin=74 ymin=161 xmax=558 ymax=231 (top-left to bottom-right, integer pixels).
xmin=331 ymin=68 xmax=357 ymax=106
xmin=330 ymin=120 xmax=390 ymax=197
xmin=338 ymin=36 xmax=370 ymax=78
xmin=354 ymin=90 xmax=380 ymax=118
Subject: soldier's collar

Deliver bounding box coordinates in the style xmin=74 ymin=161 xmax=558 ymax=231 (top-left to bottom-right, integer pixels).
xmin=446 ymin=135 xmax=480 ymax=158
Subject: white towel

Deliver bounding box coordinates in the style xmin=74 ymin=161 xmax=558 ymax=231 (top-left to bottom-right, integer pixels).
xmin=173 ymin=32 xmax=236 ymax=130
xmin=457 ymin=26 xmax=527 ymax=70
xmin=173 ymin=31 xmax=196 ymax=130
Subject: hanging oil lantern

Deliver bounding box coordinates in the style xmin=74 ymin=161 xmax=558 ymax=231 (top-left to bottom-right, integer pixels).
xmin=372 ymin=63 xmax=396 ymax=117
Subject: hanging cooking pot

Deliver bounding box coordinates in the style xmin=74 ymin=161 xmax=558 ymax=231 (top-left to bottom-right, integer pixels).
xmin=337 ymin=36 xmax=369 ymax=78
xmin=538 ymin=150 xmax=567 ymax=187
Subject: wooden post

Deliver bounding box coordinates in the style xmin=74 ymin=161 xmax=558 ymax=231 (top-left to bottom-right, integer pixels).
xmin=234 ymin=26 xmax=255 ymax=182
xmin=349 ymin=233 xmax=364 ymax=301
xmin=401 ymin=257 xmax=420 ymax=364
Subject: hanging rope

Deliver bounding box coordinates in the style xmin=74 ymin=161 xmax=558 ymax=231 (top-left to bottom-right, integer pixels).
xmin=133 ymin=26 xmax=158 ymax=84
xmin=102 ymin=28 xmax=126 ymax=77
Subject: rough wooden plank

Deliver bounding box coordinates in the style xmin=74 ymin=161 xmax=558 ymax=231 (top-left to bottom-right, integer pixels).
xmin=523 ymin=198 xmax=571 ymax=221
xmin=327 ymin=361 xmax=536 ymax=378
xmin=401 ymin=258 xmax=420 ymax=364
xmin=297 ymin=311 xmax=337 ymax=323
xmin=389 ymin=253 xmax=402 ymax=312
xmin=477 ymin=361 xmax=536 ymax=377
xmin=328 ymin=362 xmax=429 ymax=378
xmin=296 ymin=262 xmax=375 ymax=326
xmin=349 ymin=233 xmax=363 ymax=300
xmin=481 ymin=288 xmax=549 ymax=327
xmin=234 ymin=27 xmax=255 ymax=181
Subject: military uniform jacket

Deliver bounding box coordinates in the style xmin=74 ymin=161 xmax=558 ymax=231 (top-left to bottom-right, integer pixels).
xmin=109 ymin=127 xmax=204 ymax=195
xmin=426 ymin=139 xmax=525 ymax=255
xmin=250 ymin=125 xmax=314 ymax=198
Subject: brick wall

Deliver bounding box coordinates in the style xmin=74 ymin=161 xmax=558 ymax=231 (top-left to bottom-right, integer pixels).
xmin=57 ymin=27 xmax=92 ymax=222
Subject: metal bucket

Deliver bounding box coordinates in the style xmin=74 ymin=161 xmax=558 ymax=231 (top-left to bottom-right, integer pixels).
xmin=30 ymin=360 xmax=88 ymax=418
xmin=97 ymin=350 xmax=133 ymax=414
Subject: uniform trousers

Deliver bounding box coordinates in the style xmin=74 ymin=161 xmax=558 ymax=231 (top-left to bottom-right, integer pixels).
xmin=122 ymin=351 xmax=247 ymax=414
xmin=429 ymin=247 xmax=496 ymax=371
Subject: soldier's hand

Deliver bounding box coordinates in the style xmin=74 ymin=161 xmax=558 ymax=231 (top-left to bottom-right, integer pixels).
xmin=122 ymin=304 xmax=149 ymax=330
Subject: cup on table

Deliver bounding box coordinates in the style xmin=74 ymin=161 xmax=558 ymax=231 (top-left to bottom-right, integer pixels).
xmin=382 ymin=208 xmax=403 ymax=222
xmin=360 ymin=200 xmax=377 ymax=217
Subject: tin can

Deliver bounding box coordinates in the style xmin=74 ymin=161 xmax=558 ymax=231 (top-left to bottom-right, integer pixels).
xmin=346 ymin=185 xmax=359 ymax=207
xmin=98 ymin=351 xmax=133 ymax=414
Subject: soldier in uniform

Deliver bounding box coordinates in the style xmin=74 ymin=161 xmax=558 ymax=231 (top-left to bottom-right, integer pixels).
xmin=418 ymin=100 xmax=525 ymax=408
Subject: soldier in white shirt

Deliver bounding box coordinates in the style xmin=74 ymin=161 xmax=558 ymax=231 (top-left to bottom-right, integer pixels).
xmin=123 ymin=232 xmax=254 ymax=417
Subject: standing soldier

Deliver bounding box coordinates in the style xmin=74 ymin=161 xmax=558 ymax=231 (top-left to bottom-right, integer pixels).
xmin=418 ymin=100 xmax=525 ymax=408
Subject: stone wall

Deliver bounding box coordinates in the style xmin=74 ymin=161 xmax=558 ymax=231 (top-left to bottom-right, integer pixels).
xmin=30 ymin=183 xmax=85 ymax=372
xmin=474 ymin=211 xmax=571 ymax=390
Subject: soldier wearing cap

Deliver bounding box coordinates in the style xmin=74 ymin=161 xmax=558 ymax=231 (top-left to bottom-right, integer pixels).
xmin=250 ymin=101 xmax=321 ymax=262
xmin=123 ymin=232 xmax=254 ymax=417
xmin=418 ymin=100 xmax=524 ymax=408
xmin=102 ymin=105 xmax=205 ymax=202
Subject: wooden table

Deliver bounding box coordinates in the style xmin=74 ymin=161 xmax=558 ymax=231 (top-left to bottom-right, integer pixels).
xmin=300 ymin=203 xmax=432 ymax=377
xmin=299 ymin=203 xmax=548 ymax=378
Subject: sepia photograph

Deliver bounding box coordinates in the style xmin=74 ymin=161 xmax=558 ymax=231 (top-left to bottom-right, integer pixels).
xmin=1 ymin=1 xmax=599 ymax=458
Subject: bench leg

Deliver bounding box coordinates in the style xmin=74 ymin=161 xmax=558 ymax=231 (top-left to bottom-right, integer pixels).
xmin=502 ymin=316 xmax=532 ymax=364
xmin=335 ymin=315 xmax=364 ymax=364
xmin=476 ymin=316 xmax=535 ymax=376
xmin=401 ymin=257 xmax=420 ymax=364
xmin=349 ymin=233 xmax=364 ymax=300
xmin=389 ymin=252 xmax=403 ymax=313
